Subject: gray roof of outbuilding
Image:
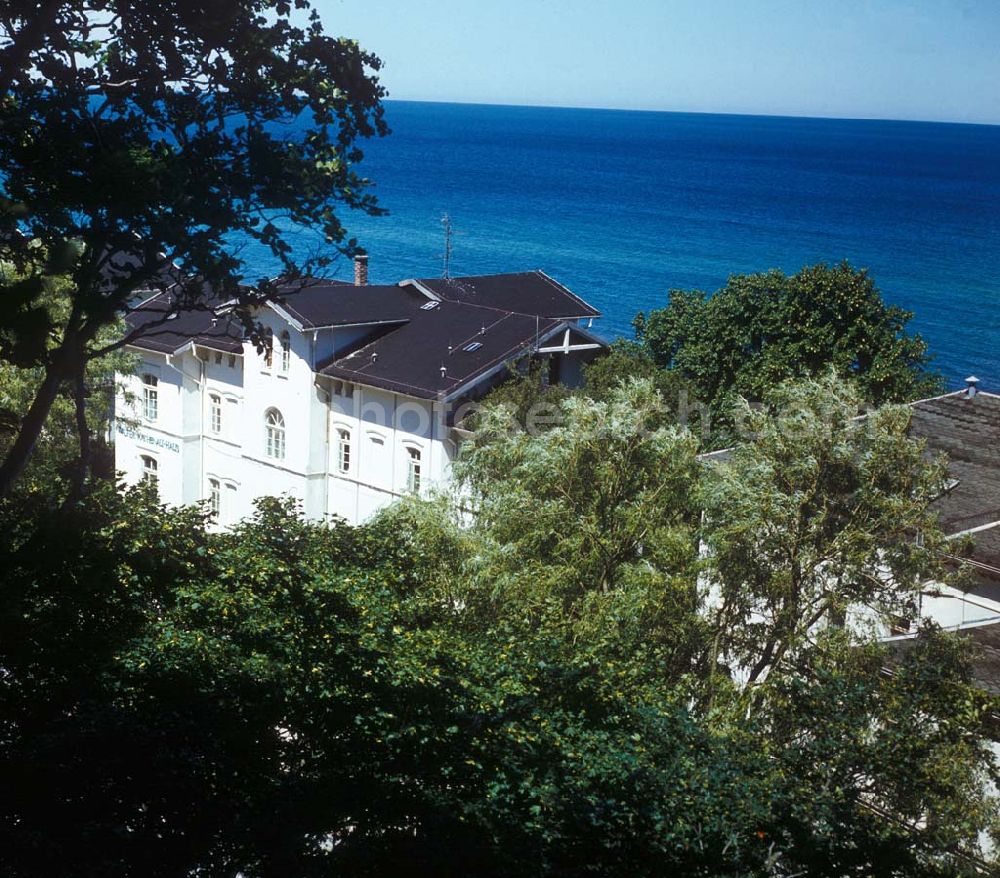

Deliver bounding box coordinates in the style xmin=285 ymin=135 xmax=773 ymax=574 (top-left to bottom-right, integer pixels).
xmin=908 ymin=391 xmax=1000 ymax=535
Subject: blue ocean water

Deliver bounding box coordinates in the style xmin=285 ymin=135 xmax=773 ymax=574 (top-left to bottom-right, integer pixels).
xmin=254 ymin=100 xmax=1000 ymax=388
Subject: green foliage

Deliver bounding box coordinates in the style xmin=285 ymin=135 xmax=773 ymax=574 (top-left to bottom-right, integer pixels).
xmin=474 ymin=343 xmax=703 ymax=441
xmin=2 ymin=375 xmax=998 ymax=876
xmin=581 ymin=339 xmax=693 ymax=405
xmin=468 ymin=359 xmax=572 ymax=433
xmin=0 ymin=0 xmax=388 ymax=493
xmin=457 ymin=381 xmax=699 ymax=598
xmin=0 ymin=257 xmax=133 ymax=489
xmin=701 ymin=373 xmax=955 ymax=686
xmin=636 ymin=262 xmax=943 ymax=439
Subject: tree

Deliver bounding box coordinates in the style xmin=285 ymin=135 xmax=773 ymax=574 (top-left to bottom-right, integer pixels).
xmin=0 ymin=254 xmax=134 ymax=493
xmin=0 ymin=0 xmax=388 ymax=494
xmin=402 ymin=374 xmax=1000 ymax=874
xmin=454 ymin=381 xmax=701 ymax=634
xmin=635 ymin=262 xmax=942 ymax=440
xmin=700 ymin=373 xmax=955 ymax=687
xmin=2 ymin=419 xmax=997 ymax=875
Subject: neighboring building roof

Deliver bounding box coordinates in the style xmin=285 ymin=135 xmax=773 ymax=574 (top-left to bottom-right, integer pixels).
xmin=886 ymin=620 xmax=1000 ymax=696
xmin=123 ymin=269 xmax=605 ymax=398
xmin=908 ymin=391 xmax=1000 ymax=535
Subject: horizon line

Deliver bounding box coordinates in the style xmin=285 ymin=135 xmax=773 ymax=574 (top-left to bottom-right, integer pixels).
xmin=380 ymin=96 xmax=1000 ymax=129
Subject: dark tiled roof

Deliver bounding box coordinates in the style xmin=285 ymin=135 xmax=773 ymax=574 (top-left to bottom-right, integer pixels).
xmin=909 ymin=392 xmax=1000 ymax=534
xmin=274 ymin=279 xmax=421 ymax=329
xmin=125 ymin=293 xmax=244 ymax=354
xmin=416 ymin=272 xmax=600 ymax=319
xmin=320 ymin=300 xmax=571 ymax=400
xmin=123 ymin=271 xmax=606 ymax=397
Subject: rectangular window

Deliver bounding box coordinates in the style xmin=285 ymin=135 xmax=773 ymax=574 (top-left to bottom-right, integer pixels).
xmin=228 ymin=354 xmax=236 ymax=368
xmin=214 ymin=351 xmax=222 ymax=365
xmin=336 ymin=429 xmax=351 ymax=473
xmin=406 ymin=447 xmax=421 ymax=493
xmin=463 ymin=341 xmax=483 ymax=352
xmin=280 ymin=331 xmax=291 ymax=373
xmin=208 ymin=478 xmax=220 ymax=520
xmin=142 ymin=374 xmax=159 ymax=421
xmin=141 ymin=455 xmax=158 ymax=497
xmin=209 ymin=394 xmax=222 ymax=434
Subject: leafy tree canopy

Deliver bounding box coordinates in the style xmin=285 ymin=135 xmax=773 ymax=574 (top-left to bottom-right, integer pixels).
xmin=2 ymin=378 xmax=998 ymax=875
xmin=0 ymin=0 xmax=388 ymax=494
xmin=635 ymin=262 xmax=943 ymax=441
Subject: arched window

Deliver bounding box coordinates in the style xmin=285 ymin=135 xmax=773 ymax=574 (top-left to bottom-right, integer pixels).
xmin=336 ymin=428 xmax=351 ymax=473
xmin=265 ymin=408 xmax=285 ymax=459
xmin=209 ymin=393 xmax=222 ymax=434
xmin=141 ymin=455 xmax=158 ymax=496
xmin=141 ymin=373 xmax=158 ymax=421
xmin=208 ymin=478 xmax=221 ymax=520
xmin=406 ymin=446 xmax=421 ymax=493
xmin=280 ymin=330 xmax=291 ymax=373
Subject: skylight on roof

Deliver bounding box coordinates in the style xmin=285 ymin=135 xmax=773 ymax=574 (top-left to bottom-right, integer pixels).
xmin=420 ymin=300 xmax=440 ymax=310
xmin=463 ymin=341 xmax=483 ymax=352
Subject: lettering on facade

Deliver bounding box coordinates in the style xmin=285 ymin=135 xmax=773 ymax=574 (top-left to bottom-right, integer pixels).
xmin=116 ymin=422 xmax=181 ymax=453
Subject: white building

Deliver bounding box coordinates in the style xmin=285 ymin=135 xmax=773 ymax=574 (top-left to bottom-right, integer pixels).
xmin=114 ymin=259 xmax=606 ymax=526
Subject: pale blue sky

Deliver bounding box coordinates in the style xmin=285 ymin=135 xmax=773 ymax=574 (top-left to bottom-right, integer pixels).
xmin=318 ymin=0 xmax=1000 ymax=124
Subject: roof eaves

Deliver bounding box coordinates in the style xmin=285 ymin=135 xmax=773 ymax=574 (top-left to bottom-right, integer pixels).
xmin=319 ymin=367 xmax=438 ymax=399
xmin=266 ymin=300 xmax=307 ymax=332
xmin=306 ymin=317 xmax=412 ymax=332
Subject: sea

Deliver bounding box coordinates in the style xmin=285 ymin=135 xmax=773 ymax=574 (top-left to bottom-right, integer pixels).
xmin=247 ymin=100 xmax=1000 ymax=389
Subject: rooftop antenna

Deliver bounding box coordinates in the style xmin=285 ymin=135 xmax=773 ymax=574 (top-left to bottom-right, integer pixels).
xmin=441 ymin=213 xmax=454 ymax=279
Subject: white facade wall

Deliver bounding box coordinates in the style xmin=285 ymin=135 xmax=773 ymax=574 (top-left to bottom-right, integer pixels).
xmin=114 ymin=312 xmax=463 ymax=528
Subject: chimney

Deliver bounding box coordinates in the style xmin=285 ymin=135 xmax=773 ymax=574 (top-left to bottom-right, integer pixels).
xmin=965 ymin=375 xmax=980 ymax=399
xmin=353 ymin=253 xmax=369 ymax=286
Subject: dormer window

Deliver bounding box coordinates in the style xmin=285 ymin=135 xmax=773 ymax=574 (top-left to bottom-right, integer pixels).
xmin=463 ymin=341 xmax=483 ymax=353
xmin=420 ymin=300 xmax=440 ymax=311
